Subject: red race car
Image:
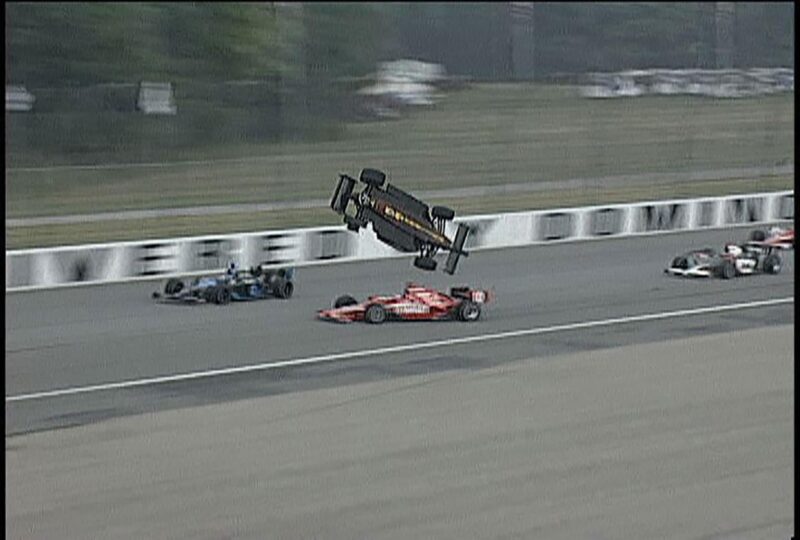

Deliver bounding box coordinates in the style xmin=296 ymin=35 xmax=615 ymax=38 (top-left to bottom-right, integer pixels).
xmin=748 ymin=226 xmax=794 ymax=250
xmin=318 ymin=283 xmax=493 ymax=324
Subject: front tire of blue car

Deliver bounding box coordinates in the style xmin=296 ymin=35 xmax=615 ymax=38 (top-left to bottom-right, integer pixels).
xmin=275 ymin=280 xmax=294 ymax=299
xmin=214 ymin=286 xmax=231 ymax=305
xmin=165 ymin=278 xmax=183 ymax=295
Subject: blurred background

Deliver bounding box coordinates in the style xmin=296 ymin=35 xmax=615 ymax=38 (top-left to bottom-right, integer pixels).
xmin=5 ymin=2 xmax=794 ymax=248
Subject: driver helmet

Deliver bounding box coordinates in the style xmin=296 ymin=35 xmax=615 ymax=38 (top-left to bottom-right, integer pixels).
xmin=226 ymin=261 xmax=238 ymax=276
xmin=768 ymin=226 xmax=781 ymax=236
xmin=723 ymin=243 xmax=742 ymax=257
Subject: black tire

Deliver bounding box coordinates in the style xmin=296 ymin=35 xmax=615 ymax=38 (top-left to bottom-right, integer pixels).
xmin=334 ymin=295 xmax=358 ymax=308
xmin=364 ymin=303 xmax=387 ymax=324
xmin=720 ymin=261 xmax=736 ymax=280
xmin=413 ymin=256 xmax=437 ymax=271
xmin=214 ymin=286 xmax=231 ymax=305
xmin=344 ymin=215 xmax=365 ymax=232
xmin=360 ymin=168 xmax=386 ymax=187
xmin=275 ymin=280 xmax=294 ymax=299
xmin=164 ymin=278 xmax=183 ymax=295
xmin=750 ymin=229 xmax=767 ymax=242
xmin=763 ymin=254 xmax=782 ymax=274
xmin=457 ymin=300 xmax=481 ymax=322
xmin=431 ymin=206 xmax=455 ymax=220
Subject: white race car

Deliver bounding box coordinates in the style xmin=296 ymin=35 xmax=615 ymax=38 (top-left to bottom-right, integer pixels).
xmin=665 ymin=243 xmax=783 ymax=279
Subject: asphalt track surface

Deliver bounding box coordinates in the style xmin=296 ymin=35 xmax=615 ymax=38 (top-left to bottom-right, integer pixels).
xmin=6 ymin=228 xmax=794 ymax=435
xmin=5 ymin=229 xmax=795 ymax=539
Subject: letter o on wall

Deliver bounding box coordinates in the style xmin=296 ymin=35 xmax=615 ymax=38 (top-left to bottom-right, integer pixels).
xmin=540 ymin=212 xmax=573 ymax=241
xmin=590 ymin=208 xmax=621 ymax=236
xmin=778 ymin=194 xmax=794 ymax=220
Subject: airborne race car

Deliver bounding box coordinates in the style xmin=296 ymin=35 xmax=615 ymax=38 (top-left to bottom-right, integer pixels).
xmin=152 ymin=264 xmax=295 ymax=305
xmin=318 ymin=283 xmax=492 ymax=324
xmin=330 ymin=168 xmax=470 ymax=274
xmin=665 ymin=243 xmax=782 ymax=279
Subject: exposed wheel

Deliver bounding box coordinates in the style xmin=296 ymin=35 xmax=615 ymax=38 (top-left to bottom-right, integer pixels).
xmin=344 ymin=215 xmax=365 ymax=232
xmin=413 ymin=256 xmax=437 ymax=271
xmin=164 ymin=278 xmax=183 ymax=295
xmin=334 ymin=295 xmax=358 ymax=308
xmin=364 ymin=303 xmax=387 ymax=324
xmin=431 ymin=206 xmax=455 ymax=220
xmin=214 ymin=286 xmax=231 ymax=305
xmin=457 ymin=300 xmax=481 ymax=322
xmin=360 ymin=168 xmax=386 ymax=187
xmin=275 ymin=280 xmax=294 ymax=299
xmin=763 ymin=254 xmax=782 ymax=274
xmin=720 ymin=261 xmax=736 ymax=279
xmin=750 ymin=229 xmax=767 ymax=242
xmin=671 ymin=256 xmax=687 ymax=269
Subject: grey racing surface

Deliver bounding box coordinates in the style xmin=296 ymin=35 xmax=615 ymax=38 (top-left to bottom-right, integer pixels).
xmin=5 ymin=228 xmax=795 ymax=539
xmin=5 ymin=228 xmax=794 ymax=435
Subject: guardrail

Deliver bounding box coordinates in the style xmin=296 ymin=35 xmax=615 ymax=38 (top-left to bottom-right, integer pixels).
xmin=6 ymin=190 xmax=794 ymax=292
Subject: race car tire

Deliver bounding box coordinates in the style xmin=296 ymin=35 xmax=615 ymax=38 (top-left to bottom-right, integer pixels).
xmin=763 ymin=254 xmax=782 ymax=274
xmin=334 ymin=295 xmax=358 ymax=308
xmin=413 ymin=256 xmax=437 ymax=271
xmin=275 ymin=280 xmax=294 ymax=299
xmin=165 ymin=278 xmax=183 ymax=295
xmin=720 ymin=261 xmax=736 ymax=280
xmin=360 ymin=168 xmax=386 ymax=187
xmin=431 ymin=206 xmax=455 ymax=220
xmin=457 ymin=300 xmax=481 ymax=322
xmin=750 ymin=229 xmax=767 ymax=242
xmin=365 ymin=303 xmax=387 ymax=324
xmin=344 ymin=215 xmax=365 ymax=232
xmin=214 ymin=286 xmax=231 ymax=305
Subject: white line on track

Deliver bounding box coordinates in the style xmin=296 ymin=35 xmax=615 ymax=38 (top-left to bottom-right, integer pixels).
xmin=5 ymin=297 xmax=793 ymax=403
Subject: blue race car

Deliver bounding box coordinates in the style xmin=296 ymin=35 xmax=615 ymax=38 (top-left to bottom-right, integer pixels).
xmin=152 ymin=263 xmax=295 ymax=305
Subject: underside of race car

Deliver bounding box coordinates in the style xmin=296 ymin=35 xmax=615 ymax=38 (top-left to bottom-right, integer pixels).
xmin=330 ymin=168 xmax=470 ymax=274
xmin=152 ymin=265 xmax=295 ymax=304
xmin=318 ymin=283 xmax=492 ymax=324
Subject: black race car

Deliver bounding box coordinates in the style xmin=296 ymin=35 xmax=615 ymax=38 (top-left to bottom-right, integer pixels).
xmin=330 ymin=168 xmax=470 ymax=274
xmin=152 ymin=264 xmax=295 ymax=304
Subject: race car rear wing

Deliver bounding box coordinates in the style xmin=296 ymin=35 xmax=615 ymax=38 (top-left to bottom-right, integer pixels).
xmin=444 ymin=223 xmax=470 ymax=275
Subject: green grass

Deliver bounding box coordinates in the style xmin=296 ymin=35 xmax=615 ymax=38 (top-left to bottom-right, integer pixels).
xmin=7 ymin=84 xmax=793 ymax=219
xmin=7 ymin=175 xmax=792 ymax=250
xmin=5 ymin=83 xmax=794 ymax=248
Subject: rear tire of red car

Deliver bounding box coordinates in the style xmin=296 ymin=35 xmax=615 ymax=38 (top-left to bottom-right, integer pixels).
xmin=750 ymin=229 xmax=766 ymax=242
xmin=763 ymin=254 xmax=782 ymax=274
xmin=431 ymin=206 xmax=455 ymax=220
xmin=360 ymin=168 xmax=386 ymax=187
xmin=457 ymin=300 xmax=481 ymax=322
xmin=365 ymin=304 xmax=387 ymax=324
xmin=720 ymin=261 xmax=736 ymax=279
xmin=334 ymin=295 xmax=358 ymax=308
xmin=413 ymin=256 xmax=437 ymax=271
